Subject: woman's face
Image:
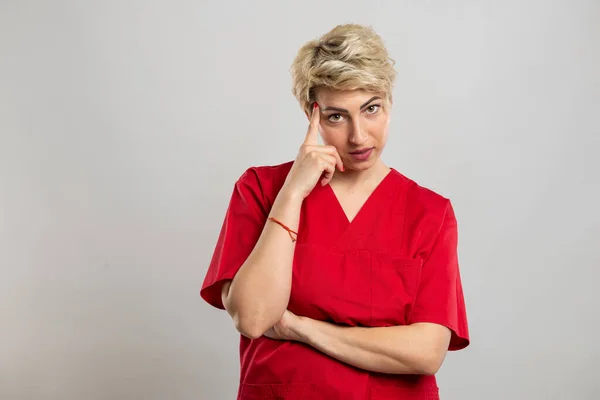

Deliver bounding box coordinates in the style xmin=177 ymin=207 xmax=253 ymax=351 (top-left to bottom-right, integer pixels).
xmin=314 ymin=88 xmax=390 ymax=172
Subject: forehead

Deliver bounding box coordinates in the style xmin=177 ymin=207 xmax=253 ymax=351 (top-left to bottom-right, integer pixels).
xmin=315 ymin=88 xmax=385 ymax=110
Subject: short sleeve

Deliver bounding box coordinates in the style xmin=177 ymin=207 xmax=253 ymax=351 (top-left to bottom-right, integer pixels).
xmin=200 ymin=168 xmax=269 ymax=310
xmin=408 ymin=201 xmax=470 ymax=351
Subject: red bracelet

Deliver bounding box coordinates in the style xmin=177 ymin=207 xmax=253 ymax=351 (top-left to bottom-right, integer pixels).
xmin=268 ymin=217 xmax=298 ymax=242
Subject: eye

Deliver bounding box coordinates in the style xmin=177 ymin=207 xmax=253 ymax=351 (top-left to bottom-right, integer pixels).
xmin=328 ymin=114 xmax=345 ymax=123
xmin=365 ymin=104 xmax=381 ymax=114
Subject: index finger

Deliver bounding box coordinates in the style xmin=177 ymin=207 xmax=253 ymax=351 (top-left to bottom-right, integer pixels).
xmin=303 ymin=102 xmax=320 ymax=145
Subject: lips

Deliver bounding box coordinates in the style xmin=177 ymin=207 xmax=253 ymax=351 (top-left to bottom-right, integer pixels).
xmin=349 ymin=147 xmax=374 ymax=161
xmin=350 ymin=147 xmax=374 ymax=154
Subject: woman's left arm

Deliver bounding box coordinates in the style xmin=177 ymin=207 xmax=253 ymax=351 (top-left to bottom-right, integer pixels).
xmin=267 ymin=310 xmax=451 ymax=375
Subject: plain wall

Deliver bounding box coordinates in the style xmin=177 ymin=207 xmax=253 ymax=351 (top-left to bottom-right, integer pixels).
xmin=1 ymin=1 xmax=599 ymax=399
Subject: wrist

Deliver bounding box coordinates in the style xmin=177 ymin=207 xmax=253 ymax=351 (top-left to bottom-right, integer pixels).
xmin=278 ymin=185 xmax=304 ymax=205
xmin=291 ymin=315 xmax=313 ymax=343
xmin=270 ymin=187 xmax=304 ymax=219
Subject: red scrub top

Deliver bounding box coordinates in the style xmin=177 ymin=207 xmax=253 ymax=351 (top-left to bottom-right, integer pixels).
xmin=201 ymin=161 xmax=469 ymax=400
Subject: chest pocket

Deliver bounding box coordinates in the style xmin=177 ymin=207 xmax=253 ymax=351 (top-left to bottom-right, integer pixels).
xmin=369 ymin=255 xmax=423 ymax=326
xmin=289 ymin=244 xmax=372 ymax=326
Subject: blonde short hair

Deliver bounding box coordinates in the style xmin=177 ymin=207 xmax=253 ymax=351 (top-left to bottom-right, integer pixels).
xmin=291 ymin=24 xmax=396 ymax=114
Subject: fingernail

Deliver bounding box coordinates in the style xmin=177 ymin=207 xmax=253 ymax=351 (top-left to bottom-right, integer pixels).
xmin=341 ymin=165 xmax=345 ymax=172
xmin=313 ymin=102 xmax=318 ymax=110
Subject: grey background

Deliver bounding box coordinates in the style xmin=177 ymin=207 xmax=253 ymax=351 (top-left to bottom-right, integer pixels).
xmin=1 ymin=1 xmax=599 ymax=399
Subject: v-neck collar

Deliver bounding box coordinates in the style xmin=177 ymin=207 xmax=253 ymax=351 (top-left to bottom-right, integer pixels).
xmin=324 ymin=168 xmax=396 ymax=227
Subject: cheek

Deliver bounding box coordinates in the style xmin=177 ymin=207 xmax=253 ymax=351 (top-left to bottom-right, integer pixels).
xmin=319 ymin=126 xmax=345 ymax=146
xmin=381 ymin=125 xmax=389 ymax=142
xmin=368 ymin=117 xmax=389 ymax=142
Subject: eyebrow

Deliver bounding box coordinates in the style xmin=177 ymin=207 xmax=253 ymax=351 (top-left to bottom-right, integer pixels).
xmin=321 ymin=96 xmax=382 ymax=113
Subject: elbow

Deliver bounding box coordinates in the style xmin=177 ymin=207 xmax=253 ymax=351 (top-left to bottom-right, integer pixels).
xmin=232 ymin=312 xmax=271 ymax=340
xmin=234 ymin=318 xmax=265 ymax=339
xmin=418 ymin=361 xmax=441 ymax=376
xmin=224 ymin=287 xmax=285 ymax=340
xmin=226 ymin=302 xmax=288 ymax=340
xmin=223 ymin=291 xmax=267 ymax=339
xmin=414 ymin=351 xmax=445 ymax=376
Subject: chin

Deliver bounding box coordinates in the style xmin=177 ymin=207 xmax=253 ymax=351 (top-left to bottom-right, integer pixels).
xmin=347 ymin=158 xmax=379 ymax=172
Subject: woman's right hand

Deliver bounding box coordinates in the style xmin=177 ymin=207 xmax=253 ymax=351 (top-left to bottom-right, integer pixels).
xmin=282 ymin=103 xmax=344 ymax=200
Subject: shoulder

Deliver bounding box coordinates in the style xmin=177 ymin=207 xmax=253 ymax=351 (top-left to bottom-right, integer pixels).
xmin=392 ymin=170 xmax=458 ymax=256
xmin=394 ymin=170 xmax=451 ymax=212
xmin=237 ymin=160 xmax=293 ymax=183
xmin=234 ymin=160 xmax=294 ymax=208
xmin=393 ymin=169 xmax=456 ymax=228
xmin=236 ymin=160 xmax=293 ymax=190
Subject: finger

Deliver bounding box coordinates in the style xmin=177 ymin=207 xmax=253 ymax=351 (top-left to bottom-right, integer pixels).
xmin=316 ymin=153 xmax=337 ymax=168
xmin=304 ymin=145 xmax=344 ymax=172
xmin=319 ymin=158 xmax=336 ymax=186
xmin=303 ymin=102 xmax=320 ymax=145
xmin=325 ymin=146 xmax=344 ymax=172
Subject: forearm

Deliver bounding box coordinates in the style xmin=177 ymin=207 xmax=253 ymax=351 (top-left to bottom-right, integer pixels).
xmin=225 ymin=187 xmax=302 ymax=338
xmin=294 ymin=319 xmax=449 ymax=375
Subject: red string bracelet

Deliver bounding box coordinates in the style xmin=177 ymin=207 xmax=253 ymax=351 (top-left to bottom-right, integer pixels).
xmin=268 ymin=217 xmax=298 ymax=242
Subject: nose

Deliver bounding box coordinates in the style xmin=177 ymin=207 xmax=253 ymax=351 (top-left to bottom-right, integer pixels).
xmin=348 ymin=119 xmax=368 ymax=146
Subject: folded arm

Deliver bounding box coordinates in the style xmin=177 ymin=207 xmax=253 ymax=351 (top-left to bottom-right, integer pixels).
xmin=280 ymin=312 xmax=451 ymax=375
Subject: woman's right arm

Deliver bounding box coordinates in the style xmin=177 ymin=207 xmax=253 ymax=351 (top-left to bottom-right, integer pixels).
xmin=220 ymin=103 xmax=343 ymax=339
xmin=221 ymin=188 xmax=302 ymax=339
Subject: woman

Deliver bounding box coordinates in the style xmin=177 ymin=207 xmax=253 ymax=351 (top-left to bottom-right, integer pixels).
xmin=201 ymin=24 xmax=469 ymax=399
